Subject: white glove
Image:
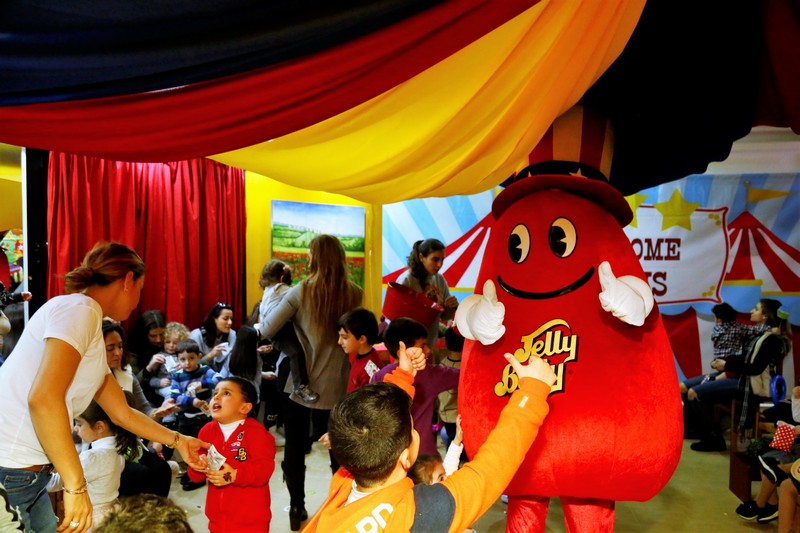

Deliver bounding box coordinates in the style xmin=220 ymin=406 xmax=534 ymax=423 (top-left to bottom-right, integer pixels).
xmin=597 ymin=261 xmax=654 ymax=327
xmin=454 ymin=279 xmax=506 ymax=345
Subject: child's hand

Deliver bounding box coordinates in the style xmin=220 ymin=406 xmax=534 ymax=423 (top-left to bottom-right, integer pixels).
xmin=397 ymin=341 xmax=426 ymax=376
xmin=146 ymin=353 xmax=167 ymax=372
xmin=257 ymin=344 xmax=274 ymax=354
xmin=262 ymin=371 xmax=278 ymax=381
xmin=192 ymin=398 xmax=207 ymax=409
xmin=793 ymin=386 xmax=800 ymax=399
xmin=206 ymin=462 xmax=237 ymax=487
xmin=159 ymin=378 xmax=171 ymax=388
xmin=454 ymin=414 xmax=464 ymax=446
xmin=318 ymin=432 xmax=331 ymax=449
xmin=504 ymin=353 xmax=557 ymax=388
xmin=444 ymin=295 xmax=459 ymax=310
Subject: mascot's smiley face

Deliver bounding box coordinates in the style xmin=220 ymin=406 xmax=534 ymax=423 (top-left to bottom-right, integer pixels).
xmin=493 ymin=189 xmax=615 ymax=303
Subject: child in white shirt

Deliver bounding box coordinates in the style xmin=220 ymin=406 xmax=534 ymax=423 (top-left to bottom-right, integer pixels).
xmin=50 ymin=401 xmax=138 ymax=531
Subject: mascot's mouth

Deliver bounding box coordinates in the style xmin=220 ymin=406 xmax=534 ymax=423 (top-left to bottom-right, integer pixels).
xmin=497 ymin=267 xmax=595 ymax=300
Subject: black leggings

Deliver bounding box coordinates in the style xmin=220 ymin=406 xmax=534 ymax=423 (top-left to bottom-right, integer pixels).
xmin=280 ymin=394 xmax=337 ymax=506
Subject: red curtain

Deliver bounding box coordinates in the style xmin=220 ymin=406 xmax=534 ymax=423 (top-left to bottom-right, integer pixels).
xmin=47 ymin=153 xmax=246 ymax=331
xmin=661 ymin=307 xmax=702 ymax=379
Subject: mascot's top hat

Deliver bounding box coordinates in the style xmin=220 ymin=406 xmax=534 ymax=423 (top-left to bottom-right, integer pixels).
xmin=494 ymin=105 xmax=632 ymax=227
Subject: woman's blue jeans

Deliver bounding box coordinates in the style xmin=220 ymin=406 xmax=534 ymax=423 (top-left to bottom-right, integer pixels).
xmin=0 ymin=466 xmax=57 ymax=533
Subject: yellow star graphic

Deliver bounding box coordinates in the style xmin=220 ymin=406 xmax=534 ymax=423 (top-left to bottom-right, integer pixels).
xmin=569 ymin=168 xmax=585 ymax=178
xmin=624 ymin=193 xmax=648 ymax=228
xmin=654 ymin=189 xmax=700 ymax=231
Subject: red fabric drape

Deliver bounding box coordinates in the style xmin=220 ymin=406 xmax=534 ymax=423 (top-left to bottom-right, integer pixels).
xmin=47 ymin=153 xmax=246 ymax=331
xmin=662 ymin=307 xmax=702 ymax=379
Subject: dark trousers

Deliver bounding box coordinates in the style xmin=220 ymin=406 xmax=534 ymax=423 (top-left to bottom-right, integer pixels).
xmin=280 ymin=394 xmax=337 ymax=506
xmin=177 ymin=412 xmax=210 ymax=439
xmin=119 ymin=449 xmax=172 ymax=497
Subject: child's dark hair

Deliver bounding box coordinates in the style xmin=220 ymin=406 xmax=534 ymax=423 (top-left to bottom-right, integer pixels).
xmin=328 ymin=382 xmax=413 ymax=487
xmin=260 ymin=259 xmax=292 ymax=289
xmin=338 ymin=307 xmax=380 ymax=345
xmin=227 ymin=325 xmax=259 ymax=381
xmin=176 ymin=339 xmax=201 ymax=357
xmin=407 ymin=239 xmax=446 ymax=288
xmin=408 ymin=454 xmax=443 ymax=485
xmin=711 ymin=303 xmax=737 ymax=323
xmin=382 ymin=317 xmax=428 ymax=358
xmin=218 ymin=377 xmax=259 ymax=418
xmin=80 ymin=394 xmax=140 ymax=460
xmin=444 ymin=327 xmax=464 ymax=352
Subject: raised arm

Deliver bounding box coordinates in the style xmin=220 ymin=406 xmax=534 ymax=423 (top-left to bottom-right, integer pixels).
xmin=28 ymin=339 xmax=93 ymax=533
xmin=439 ymin=354 xmax=555 ymax=532
xmin=94 ymin=374 xmax=209 ymax=469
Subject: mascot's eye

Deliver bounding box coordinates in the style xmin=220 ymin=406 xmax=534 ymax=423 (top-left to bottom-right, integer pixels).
xmin=549 ymin=218 xmax=577 ymax=258
xmin=508 ymin=224 xmax=531 ymax=263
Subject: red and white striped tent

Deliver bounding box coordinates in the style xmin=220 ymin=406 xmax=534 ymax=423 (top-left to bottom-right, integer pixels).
xmin=382 ymin=213 xmax=493 ymax=291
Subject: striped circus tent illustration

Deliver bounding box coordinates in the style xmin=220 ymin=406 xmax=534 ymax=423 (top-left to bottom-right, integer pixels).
xmin=383 ymin=213 xmax=493 ymax=292
xmin=726 ymin=210 xmax=800 ymax=293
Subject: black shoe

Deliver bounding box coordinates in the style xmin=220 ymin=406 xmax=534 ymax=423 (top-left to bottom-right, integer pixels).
xmin=735 ymin=501 xmax=759 ymax=521
xmin=291 ymin=384 xmax=320 ymax=404
xmin=289 ymin=504 xmax=308 ymax=531
xmin=758 ymin=455 xmax=785 ymax=484
xmin=690 ymin=438 xmax=726 ymax=452
xmin=756 ymin=503 xmax=779 ymax=523
xmin=179 ymin=472 xmax=190 ymax=486
xmin=181 ymin=479 xmax=206 ymax=491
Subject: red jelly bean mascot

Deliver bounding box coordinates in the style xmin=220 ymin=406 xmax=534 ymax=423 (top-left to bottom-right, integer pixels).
xmin=455 ymin=106 xmax=682 ymax=533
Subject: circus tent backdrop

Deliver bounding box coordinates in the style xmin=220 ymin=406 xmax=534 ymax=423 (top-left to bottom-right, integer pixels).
xmin=383 ymin=173 xmax=800 ymax=383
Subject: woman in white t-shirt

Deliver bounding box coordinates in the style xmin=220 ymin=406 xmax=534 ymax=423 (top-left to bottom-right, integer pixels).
xmin=0 ymin=242 xmax=208 ymax=533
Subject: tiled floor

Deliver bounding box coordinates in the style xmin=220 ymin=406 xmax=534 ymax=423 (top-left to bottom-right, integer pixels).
xmin=169 ymin=435 xmax=773 ymax=532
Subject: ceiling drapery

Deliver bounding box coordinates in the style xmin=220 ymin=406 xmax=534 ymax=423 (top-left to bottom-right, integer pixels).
xmin=0 ymin=0 xmax=798 ymax=203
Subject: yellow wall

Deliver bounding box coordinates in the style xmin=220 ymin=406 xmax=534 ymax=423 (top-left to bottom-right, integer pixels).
xmin=0 ymin=176 xmax=22 ymax=231
xmin=245 ymin=172 xmax=382 ymax=317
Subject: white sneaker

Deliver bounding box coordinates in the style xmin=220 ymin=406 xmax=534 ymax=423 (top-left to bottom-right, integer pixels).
xmin=500 ymin=494 xmax=509 ymax=504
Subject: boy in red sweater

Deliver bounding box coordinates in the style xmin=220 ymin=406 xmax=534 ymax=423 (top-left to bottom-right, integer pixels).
xmin=338 ymin=307 xmax=383 ymax=393
xmin=304 ymin=341 xmax=556 ymax=532
xmin=188 ymin=377 xmax=276 ymax=532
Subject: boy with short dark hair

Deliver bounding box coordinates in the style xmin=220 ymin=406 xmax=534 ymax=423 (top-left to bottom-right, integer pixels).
xmin=187 ymin=377 xmax=276 ymax=532
xmin=371 ymin=317 xmax=459 ymax=455
xmin=338 ymin=307 xmax=383 ymax=393
xmin=306 ymin=340 xmax=556 ymax=532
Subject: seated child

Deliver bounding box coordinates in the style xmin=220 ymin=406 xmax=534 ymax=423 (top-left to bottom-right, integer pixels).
xmin=256 ymin=260 xmax=318 ymax=403
xmin=187 ymin=377 xmax=276 ymax=532
xmin=304 ymin=340 xmax=556 ymax=532
xmin=371 ymin=317 xmax=460 ymax=455
xmin=50 ymin=400 xmax=138 ymax=530
xmin=140 ymin=321 xmax=190 ymax=407
xmin=170 ymin=339 xmax=220 ymax=490
xmin=338 ymin=307 xmax=382 ymax=393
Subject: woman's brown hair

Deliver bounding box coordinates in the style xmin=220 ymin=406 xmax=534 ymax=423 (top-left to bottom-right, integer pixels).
xmin=64 ymin=242 xmax=145 ymax=294
xmin=303 ymin=235 xmax=362 ymax=339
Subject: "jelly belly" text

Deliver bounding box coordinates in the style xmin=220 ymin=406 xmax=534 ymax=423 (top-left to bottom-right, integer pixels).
xmin=494 ymin=319 xmax=578 ymax=396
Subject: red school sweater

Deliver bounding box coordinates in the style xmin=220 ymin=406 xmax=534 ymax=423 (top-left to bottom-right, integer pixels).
xmin=188 ymin=417 xmax=276 ymax=532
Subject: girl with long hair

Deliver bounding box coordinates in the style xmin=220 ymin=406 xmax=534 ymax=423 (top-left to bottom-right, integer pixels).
xmin=189 ymin=302 xmax=236 ymax=372
xmin=396 ymin=238 xmax=459 ymax=347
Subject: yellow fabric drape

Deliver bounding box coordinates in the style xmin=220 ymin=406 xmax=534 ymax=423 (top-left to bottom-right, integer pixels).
xmin=212 ymin=0 xmax=645 ymax=203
